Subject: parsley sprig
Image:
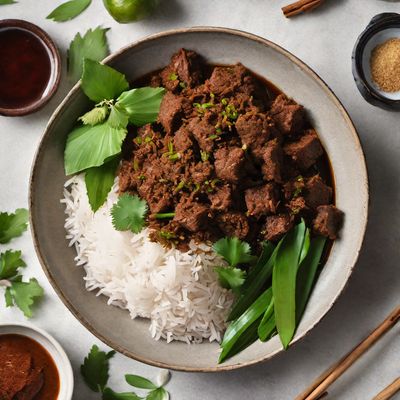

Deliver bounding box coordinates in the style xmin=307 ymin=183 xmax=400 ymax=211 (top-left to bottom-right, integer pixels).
xmin=81 ymin=345 xmax=171 ymax=400
xmin=0 ymin=209 xmax=44 ymax=318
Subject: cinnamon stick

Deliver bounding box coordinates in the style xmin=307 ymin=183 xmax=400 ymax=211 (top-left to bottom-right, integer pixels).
xmin=296 ymin=305 xmax=400 ymax=400
xmin=282 ymin=0 xmax=324 ymax=18
xmin=373 ymin=378 xmax=400 ymax=400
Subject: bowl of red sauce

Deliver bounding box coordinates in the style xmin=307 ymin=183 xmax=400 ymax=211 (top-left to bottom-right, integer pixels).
xmin=0 ymin=19 xmax=61 ymax=117
xmin=0 ymin=323 xmax=73 ymax=400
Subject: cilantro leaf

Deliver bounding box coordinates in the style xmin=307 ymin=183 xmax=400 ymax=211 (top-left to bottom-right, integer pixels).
xmin=82 ymin=59 xmax=129 ymax=103
xmin=85 ymin=158 xmax=119 ymax=212
xmin=68 ymin=27 xmax=110 ymax=82
xmin=125 ymin=374 xmax=157 ymax=390
xmin=214 ymin=266 xmax=246 ymax=291
xmin=102 ymin=388 xmax=142 ymax=400
xmin=213 ymin=237 xmax=256 ymax=267
xmin=147 ymin=388 xmax=169 ymax=400
xmin=0 ymin=208 xmax=29 ymax=244
xmin=81 ymin=345 xmax=116 ymax=392
xmin=116 ymin=88 xmax=166 ymax=126
xmin=79 ymin=105 xmax=109 ymax=126
xmin=5 ymin=278 xmax=44 ymax=318
xmin=111 ymin=194 xmax=148 ymax=234
xmin=0 ymin=0 xmax=16 ymax=4
xmin=0 ymin=250 xmax=26 ymax=280
xmin=47 ymin=0 xmax=91 ymax=22
xmin=64 ymin=122 xmax=127 ymax=175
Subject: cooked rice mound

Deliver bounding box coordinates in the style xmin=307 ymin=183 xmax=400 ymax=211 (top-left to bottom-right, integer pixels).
xmin=61 ymin=175 xmax=233 ymax=343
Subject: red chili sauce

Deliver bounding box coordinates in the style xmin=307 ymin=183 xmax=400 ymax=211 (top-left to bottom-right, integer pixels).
xmin=0 ymin=334 xmax=60 ymax=400
xmin=0 ymin=28 xmax=52 ymax=109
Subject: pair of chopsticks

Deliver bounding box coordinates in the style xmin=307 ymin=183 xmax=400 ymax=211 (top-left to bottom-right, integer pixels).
xmin=296 ymin=305 xmax=400 ymax=400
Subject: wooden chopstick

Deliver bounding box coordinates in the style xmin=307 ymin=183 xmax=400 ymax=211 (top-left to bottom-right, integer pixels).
xmin=296 ymin=305 xmax=400 ymax=400
xmin=373 ymin=378 xmax=400 ymax=400
xmin=282 ymin=0 xmax=324 ymax=18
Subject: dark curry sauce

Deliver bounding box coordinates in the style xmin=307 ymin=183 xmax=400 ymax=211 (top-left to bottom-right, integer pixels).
xmin=0 ymin=334 xmax=60 ymax=400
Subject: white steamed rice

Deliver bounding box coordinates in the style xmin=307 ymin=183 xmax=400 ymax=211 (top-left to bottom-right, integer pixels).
xmin=61 ymin=175 xmax=234 ymax=344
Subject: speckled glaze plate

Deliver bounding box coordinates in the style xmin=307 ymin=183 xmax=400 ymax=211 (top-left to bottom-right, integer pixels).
xmin=30 ymin=27 xmax=369 ymax=372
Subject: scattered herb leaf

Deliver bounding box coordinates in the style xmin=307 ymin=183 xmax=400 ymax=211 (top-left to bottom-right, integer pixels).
xmin=68 ymin=27 xmax=110 ymax=82
xmin=0 ymin=250 xmax=26 ymax=280
xmin=111 ymin=194 xmax=148 ymax=234
xmin=125 ymin=375 xmax=157 ymax=390
xmin=0 ymin=208 xmax=29 ymax=244
xmin=214 ymin=266 xmax=246 ymax=291
xmin=0 ymin=0 xmax=16 ymax=4
xmin=213 ymin=237 xmax=255 ymax=268
xmin=146 ymin=388 xmax=169 ymax=400
xmin=102 ymin=388 xmax=142 ymax=400
xmin=81 ymin=345 xmax=116 ymax=393
xmin=47 ymin=0 xmax=92 ymax=22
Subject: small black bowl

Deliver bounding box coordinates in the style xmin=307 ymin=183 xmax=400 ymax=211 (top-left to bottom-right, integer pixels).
xmin=352 ymin=13 xmax=400 ymax=111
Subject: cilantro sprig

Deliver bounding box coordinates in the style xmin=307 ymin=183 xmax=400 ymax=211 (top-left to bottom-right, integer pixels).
xmin=0 ymin=209 xmax=44 ymax=318
xmin=64 ymin=59 xmax=165 ymax=212
xmin=81 ymin=345 xmax=171 ymax=400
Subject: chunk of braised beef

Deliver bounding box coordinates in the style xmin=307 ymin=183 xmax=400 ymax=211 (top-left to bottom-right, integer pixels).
xmin=261 ymin=139 xmax=284 ymax=182
xmin=208 ymin=186 xmax=233 ymax=211
xmin=245 ymin=183 xmax=280 ymax=217
xmin=118 ymin=160 xmax=137 ymax=193
xmin=187 ymin=113 xmax=218 ymax=153
xmin=313 ymin=205 xmax=344 ymax=239
xmin=287 ymin=196 xmax=308 ymax=216
xmin=304 ymin=175 xmax=332 ymax=209
xmin=214 ymin=146 xmax=246 ymax=184
xmin=284 ymin=129 xmax=323 ymax=170
xmin=190 ymin=161 xmax=213 ymax=184
xmin=158 ymin=92 xmax=191 ymax=134
xmin=174 ymin=199 xmax=210 ymax=232
xmin=173 ymin=126 xmax=194 ymax=153
xmin=283 ymin=176 xmax=305 ymax=200
xmin=216 ymin=211 xmax=250 ymax=240
xmin=137 ymin=179 xmax=173 ymax=214
xmin=270 ymin=94 xmax=305 ymax=135
xmin=264 ymin=214 xmax=294 ymax=242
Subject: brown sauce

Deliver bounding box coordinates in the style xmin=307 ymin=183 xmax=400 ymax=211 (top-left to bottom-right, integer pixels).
xmin=0 ymin=28 xmax=52 ymax=109
xmin=0 ymin=334 xmax=60 ymax=400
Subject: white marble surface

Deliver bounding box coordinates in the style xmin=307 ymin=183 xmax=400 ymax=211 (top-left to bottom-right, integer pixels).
xmin=1 ymin=1 xmax=400 ymax=399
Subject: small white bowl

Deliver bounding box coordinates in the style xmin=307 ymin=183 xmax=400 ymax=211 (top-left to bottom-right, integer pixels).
xmin=0 ymin=322 xmax=74 ymax=399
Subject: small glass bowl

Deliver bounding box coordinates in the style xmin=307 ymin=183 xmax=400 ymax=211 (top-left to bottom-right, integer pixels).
xmin=352 ymin=13 xmax=400 ymax=110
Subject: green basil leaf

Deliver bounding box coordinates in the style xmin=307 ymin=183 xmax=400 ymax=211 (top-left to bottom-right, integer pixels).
xmin=0 ymin=250 xmax=26 ymax=280
xmin=116 ymin=87 xmax=165 ymax=126
xmin=102 ymin=388 xmax=142 ymax=400
xmin=296 ymin=236 xmax=326 ymax=320
xmin=85 ymin=158 xmax=119 ymax=212
xmin=214 ymin=266 xmax=246 ymax=291
xmin=81 ymin=345 xmax=116 ymax=392
xmin=125 ymin=374 xmax=157 ymax=390
xmin=47 ymin=0 xmax=91 ymax=22
xmin=82 ymin=59 xmax=129 ymax=103
xmin=68 ymin=27 xmax=110 ymax=82
xmin=258 ymin=299 xmax=275 ymax=342
xmin=272 ymin=220 xmax=306 ymax=349
xmin=219 ymin=287 xmax=273 ymax=363
xmin=146 ymin=388 xmax=169 ymax=400
xmin=64 ymin=122 xmax=127 ymax=175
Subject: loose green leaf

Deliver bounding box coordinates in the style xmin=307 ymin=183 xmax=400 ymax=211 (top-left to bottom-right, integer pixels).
xmin=0 ymin=0 xmax=16 ymax=4
xmin=258 ymin=298 xmax=275 ymax=342
xmin=213 ymin=237 xmax=255 ymax=268
xmin=111 ymin=194 xmax=148 ymax=234
xmin=273 ymin=220 xmax=306 ymax=349
xmin=108 ymin=105 xmax=129 ymax=129
xmin=228 ymin=243 xmax=279 ymax=321
xmin=299 ymin=228 xmax=310 ymax=265
xmin=116 ymin=88 xmax=166 ymax=126
xmin=0 ymin=208 xmax=29 ymax=244
xmin=85 ymin=158 xmax=119 ymax=212
xmin=4 ymin=286 xmax=14 ymax=307
xmin=47 ymin=0 xmax=91 ymax=22
xmin=81 ymin=345 xmax=116 ymax=392
xmin=79 ymin=105 xmax=109 ymax=126
xmin=82 ymin=59 xmax=129 ymax=103
xmin=125 ymin=374 xmax=157 ymax=390
xmin=5 ymin=278 xmax=44 ymax=318
xmin=214 ymin=266 xmax=246 ymax=291
xmin=102 ymin=388 xmax=142 ymax=400
xmin=219 ymin=288 xmax=273 ymax=363
xmin=296 ymin=236 xmax=326 ymax=320
xmin=0 ymin=250 xmax=26 ymax=280
xmin=146 ymin=388 xmax=169 ymax=400
xmin=68 ymin=27 xmax=110 ymax=82
xmin=64 ymin=123 xmax=127 ymax=175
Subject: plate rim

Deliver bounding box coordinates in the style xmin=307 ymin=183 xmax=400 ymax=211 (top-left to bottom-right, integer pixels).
xmin=29 ymin=26 xmax=369 ymax=372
